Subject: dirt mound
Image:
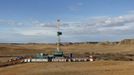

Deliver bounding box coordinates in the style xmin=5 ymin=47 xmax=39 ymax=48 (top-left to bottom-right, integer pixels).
xmin=119 ymin=39 xmax=134 ymax=45
xmin=97 ymin=41 xmax=118 ymax=45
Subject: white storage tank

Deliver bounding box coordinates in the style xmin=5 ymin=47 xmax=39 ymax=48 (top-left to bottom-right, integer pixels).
xmin=24 ymin=59 xmax=31 ymax=63
xmin=31 ymin=59 xmax=48 ymax=62
xmin=89 ymin=56 xmax=94 ymax=61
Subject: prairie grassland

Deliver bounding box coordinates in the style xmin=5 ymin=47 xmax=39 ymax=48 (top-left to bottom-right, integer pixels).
xmin=0 ymin=61 xmax=134 ymax=75
xmin=0 ymin=44 xmax=134 ymax=56
xmin=0 ymin=44 xmax=134 ymax=75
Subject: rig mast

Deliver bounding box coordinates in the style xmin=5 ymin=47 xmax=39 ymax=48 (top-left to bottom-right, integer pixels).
xmin=56 ymin=19 xmax=62 ymax=52
xmin=53 ymin=19 xmax=63 ymax=57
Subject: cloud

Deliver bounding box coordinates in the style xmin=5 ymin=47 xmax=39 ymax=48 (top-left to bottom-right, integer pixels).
xmin=127 ymin=10 xmax=134 ymax=14
xmin=62 ymin=14 xmax=134 ymax=35
xmin=1 ymin=13 xmax=134 ymax=36
xmin=18 ymin=29 xmax=56 ymax=36
xmin=1 ymin=11 xmax=134 ymax=42
xmin=68 ymin=2 xmax=83 ymax=11
xmin=0 ymin=20 xmax=24 ymax=26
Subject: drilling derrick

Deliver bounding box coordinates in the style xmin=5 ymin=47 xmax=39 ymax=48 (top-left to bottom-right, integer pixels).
xmin=53 ymin=19 xmax=64 ymax=57
xmin=57 ymin=19 xmax=62 ymax=52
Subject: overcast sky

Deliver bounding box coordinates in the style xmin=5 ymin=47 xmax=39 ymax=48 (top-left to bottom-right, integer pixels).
xmin=0 ymin=0 xmax=134 ymax=43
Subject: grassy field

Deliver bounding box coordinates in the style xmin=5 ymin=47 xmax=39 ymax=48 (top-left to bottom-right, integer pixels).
xmin=0 ymin=44 xmax=134 ymax=75
xmin=0 ymin=44 xmax=134 ymax=56
xmin=0 ymin=61 xmax=134 ymax=75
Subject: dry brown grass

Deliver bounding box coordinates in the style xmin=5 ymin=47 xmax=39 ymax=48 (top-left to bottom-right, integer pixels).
xmin=1 ymin=44 xmax=134 ymax=63
xmin=1 ymin=44 xmax=134 ymax=75
xmin=0 ymin=61 xmax=134 ymax=75
xmin=0 ymin=44 xmax=134 ymax=56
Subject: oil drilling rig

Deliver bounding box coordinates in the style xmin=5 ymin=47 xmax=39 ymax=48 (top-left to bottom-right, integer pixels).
xmin=3 ymin=19 xmax=94 ymax=65
xmin=53 ymin=19 xmax=64 ymax=57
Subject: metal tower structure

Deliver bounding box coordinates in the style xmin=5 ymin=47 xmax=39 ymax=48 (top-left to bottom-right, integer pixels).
xmin=53 ymin=19 xmax=63 ymax=57
xmin=56 ymin=19 xmax=62 ymax=52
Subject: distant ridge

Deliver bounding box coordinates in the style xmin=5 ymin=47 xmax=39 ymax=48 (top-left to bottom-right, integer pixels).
xmin=119 ymin=39 xmax=134 ymax=45
xmin=0 ymin=39 xmax=134 ymax=45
